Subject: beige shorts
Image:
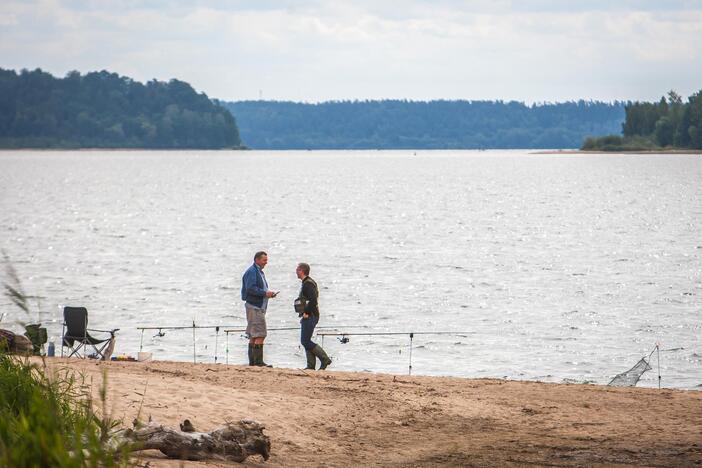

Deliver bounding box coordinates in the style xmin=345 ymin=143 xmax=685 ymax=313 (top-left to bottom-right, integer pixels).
xmin=245 ymin=303 xmax=267 ymax=338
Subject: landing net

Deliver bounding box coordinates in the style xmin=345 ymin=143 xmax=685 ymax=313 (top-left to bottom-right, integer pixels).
xmin=608 ymin=345 xmax=659 ymax=387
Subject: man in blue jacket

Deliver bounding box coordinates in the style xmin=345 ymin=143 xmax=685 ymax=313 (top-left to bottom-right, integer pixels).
xmin=241 ymin=251 xmax=277 ymax=367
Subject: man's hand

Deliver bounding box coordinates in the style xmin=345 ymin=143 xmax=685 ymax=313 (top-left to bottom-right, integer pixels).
xmin=302 ymin=313 xmax=309 ymax=319
xmin=266 ymin=291 xmax=278 ymax=298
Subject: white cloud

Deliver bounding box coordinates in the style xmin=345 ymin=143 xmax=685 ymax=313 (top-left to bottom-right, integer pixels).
xmin=1 ymin=1 xmax=701 ymax=102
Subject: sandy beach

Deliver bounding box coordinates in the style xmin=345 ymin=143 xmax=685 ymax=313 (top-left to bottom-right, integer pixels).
xmin=38 ymin=358 xmax=702 ymax=467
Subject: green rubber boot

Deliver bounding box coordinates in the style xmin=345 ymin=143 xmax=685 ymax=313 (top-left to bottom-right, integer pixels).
xmin=248 ymin=343 xmax=254 ymax=366
xmin=254 ymin=344 xmax=272 ymax=368
xmin=311 ymin=345 xmax=332 ymax=370
xmin=305 ymin=349 xmax=317 ymax=370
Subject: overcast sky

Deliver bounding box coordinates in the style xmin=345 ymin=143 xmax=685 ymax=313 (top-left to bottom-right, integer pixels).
xmin=1 ymin=1 xmax=701 ymax=103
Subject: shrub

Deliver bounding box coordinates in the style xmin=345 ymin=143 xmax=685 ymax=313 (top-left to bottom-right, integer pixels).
xmin=0 ymin=353 xmax=129 ymax=466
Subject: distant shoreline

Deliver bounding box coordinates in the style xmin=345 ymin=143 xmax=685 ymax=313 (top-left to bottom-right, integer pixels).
xmin=0 ymin=147 xmax=249 ymax=151
xmin=533 ymin=149 xmax=702 ymax=155
xmin=2 ymin=147 xmax=701 ymax=154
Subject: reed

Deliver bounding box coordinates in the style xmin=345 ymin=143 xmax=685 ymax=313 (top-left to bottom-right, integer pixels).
xmin=2 ymin=250 xmax=43 ymax=326
xmin=0 ymin=353 xmax=130 ymax=466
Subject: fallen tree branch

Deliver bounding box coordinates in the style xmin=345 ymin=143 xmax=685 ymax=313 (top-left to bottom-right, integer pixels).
xmin=113 ymin=419 xmax=270 ymax=462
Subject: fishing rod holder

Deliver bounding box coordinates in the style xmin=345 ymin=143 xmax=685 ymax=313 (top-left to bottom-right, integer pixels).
xmin=134 ymin=324 xmax=434 ymax=371
xmin=137 ymin=323 xmax=246 ymax=364
xmin=317 ymin=331 xmax=429 ymax=375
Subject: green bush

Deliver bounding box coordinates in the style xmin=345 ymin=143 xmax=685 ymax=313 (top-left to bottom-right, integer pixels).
xmin=582 ymin=134 xmax=623 ymax=150
xmin=0 ymin=353 xmax=129 ymax=466
xmin=580 ymin=134 xmax=658 ymax=151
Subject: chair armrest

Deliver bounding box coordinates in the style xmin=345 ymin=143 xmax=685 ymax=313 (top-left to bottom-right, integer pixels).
xmin=87 ymin=328 xmax=120 ymax=335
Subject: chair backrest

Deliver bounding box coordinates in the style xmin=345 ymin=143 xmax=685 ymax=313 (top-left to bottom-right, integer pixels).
xmin=64 ymin=307 xmax=88 ymax=338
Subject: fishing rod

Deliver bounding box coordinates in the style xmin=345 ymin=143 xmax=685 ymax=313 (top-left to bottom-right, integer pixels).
xmin=222 ymin=325 xmax=373 ymax=334
xmin=137 ymin=323 xmax=248 ymax=363
xmin=222 ymin=326 xmax=375 ymax=364
xmin=137 ymin=324 xmax=248 ymax=331
xmin=316 ymin=331 xmax=472 ymax=337
xmin=316 ymin=330 xmax=476 ymax=375
xmin=136 ymin=323 xmax=375 ymax=365
xmin=137 ymin=323 xmax=296 ymax=363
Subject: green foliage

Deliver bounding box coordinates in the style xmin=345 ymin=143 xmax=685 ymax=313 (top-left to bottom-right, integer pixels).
xmin=0 ymin=68 xmax=241 ymax=149
xmin=622 ymin=100 xmax=664 ymax=137
xmin=2 ymin=250 xmax=43 ymax=326
xmin=594 ymin=88 xmax=702 ymax=150
xmin=654 ymin=116 xmax=674 ymax=147
xmin=0 ymin=354 xmax=129 ymax=466
xmin=581 ymin=134 xmax=657 ymax=151
xmin=582 ymin=135 xmax=623 ymax=150
xmin=226 ymin=99 xmax=625 ymax=149
xmin=686 ymin=90 xmax=702 ymax=149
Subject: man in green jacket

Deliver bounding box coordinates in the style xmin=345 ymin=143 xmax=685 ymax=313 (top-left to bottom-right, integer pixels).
xmin=296 ymin=262 xmax=332 ymax=370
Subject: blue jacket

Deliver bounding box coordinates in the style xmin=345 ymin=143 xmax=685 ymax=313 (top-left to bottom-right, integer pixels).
xmin=241 ymin=263 xmax=268 ymax=308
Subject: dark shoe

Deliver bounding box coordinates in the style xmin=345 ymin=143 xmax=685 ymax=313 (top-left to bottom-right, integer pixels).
xmin=305 ymin=349 xmax=316 ymax=370
xmin=311 ymin=345 xmax=332 ymax=370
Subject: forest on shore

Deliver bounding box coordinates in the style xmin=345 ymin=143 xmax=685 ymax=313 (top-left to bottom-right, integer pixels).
xmin=226 ymin=99 xmax=624 ymax=150
xmin=12 ymin=66 xmax=691 ymax=151
xmin=582 ymin=90 xmax=702 ymax=151
xmin=0 ymin=68 xmax=241 ymax=149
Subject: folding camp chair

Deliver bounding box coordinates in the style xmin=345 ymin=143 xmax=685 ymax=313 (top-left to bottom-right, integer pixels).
xmin=61 ymin=306 xmax=118 ymax=360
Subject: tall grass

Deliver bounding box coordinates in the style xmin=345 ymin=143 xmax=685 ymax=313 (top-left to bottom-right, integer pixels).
xmin=0 ymin=353 xmax=130 ymax=466
xmin=2 ymin=250 xmax=43 ymax=326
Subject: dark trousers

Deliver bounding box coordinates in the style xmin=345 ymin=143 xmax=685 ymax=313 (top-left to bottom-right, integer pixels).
xmin=300 ymin=314 xmax=319 ymax=351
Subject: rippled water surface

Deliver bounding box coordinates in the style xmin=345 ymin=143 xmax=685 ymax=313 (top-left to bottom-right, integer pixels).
xmin=1 ymin=150 xmax=700 ymax=389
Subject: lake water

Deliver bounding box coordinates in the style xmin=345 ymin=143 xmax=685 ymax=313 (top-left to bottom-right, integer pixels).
xmin=1 ymin=150 xmax=700 ymax=389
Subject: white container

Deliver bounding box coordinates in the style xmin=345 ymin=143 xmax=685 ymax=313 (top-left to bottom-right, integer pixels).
xmin=138 ymin=352 xmax=153 ymax=362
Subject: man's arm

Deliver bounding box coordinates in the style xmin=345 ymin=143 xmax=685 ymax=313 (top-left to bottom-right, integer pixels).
xmin=243 ymin=268 xmax=267 ymax=297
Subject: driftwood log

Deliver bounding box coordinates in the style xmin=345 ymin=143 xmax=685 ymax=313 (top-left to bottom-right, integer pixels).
xmin=115 ymin=419 xmax=270 ymax=462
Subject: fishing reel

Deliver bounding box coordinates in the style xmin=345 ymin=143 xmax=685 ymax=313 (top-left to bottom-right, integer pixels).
xmin=338 ymin=335 xmax=350 ymax=344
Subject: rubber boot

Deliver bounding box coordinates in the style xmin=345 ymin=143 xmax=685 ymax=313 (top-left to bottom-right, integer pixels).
xmin=252 ymin=344 xmax=262 ymax=366
xmin=305 ymin=349 xmax=316 ymax=370
xmin=254 ymin=344 xmax=272 ymax=368
xmin=248 ymin=343 xmax=254 ymax=366
xmin=311 ymin=345 xmax=331 ymax=370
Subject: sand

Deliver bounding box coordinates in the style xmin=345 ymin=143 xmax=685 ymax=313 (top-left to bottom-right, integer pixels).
xmin=42 ymin=358 xmax=702 ymax=467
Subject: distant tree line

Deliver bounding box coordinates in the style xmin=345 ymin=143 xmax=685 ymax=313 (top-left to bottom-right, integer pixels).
xmin=0 ymin=68 xmax=241 ymax=149
xmin=225 ymin=99 xmax=625 ymax=150
xmin=582 ymin=90 xmax=702 ymax=151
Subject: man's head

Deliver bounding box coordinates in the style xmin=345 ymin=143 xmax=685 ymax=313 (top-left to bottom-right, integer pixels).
xmin=254 ymin=251 xmax=268 ymax=269
xmin=296 ymin=262 xmax=310 ymax=280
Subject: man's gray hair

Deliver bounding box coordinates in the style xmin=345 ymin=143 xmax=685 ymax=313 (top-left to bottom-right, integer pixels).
xmin=254 ymin=251 xmax=267 ymax=261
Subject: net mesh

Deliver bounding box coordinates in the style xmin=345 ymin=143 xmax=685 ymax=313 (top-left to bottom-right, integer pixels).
xmin=608 ymin=357 xmax=652 ymax=387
